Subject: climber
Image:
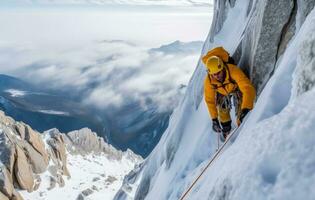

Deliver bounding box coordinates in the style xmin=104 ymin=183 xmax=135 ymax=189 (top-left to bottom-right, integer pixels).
xmin=203 ymin=47 xmax=256 ymax=141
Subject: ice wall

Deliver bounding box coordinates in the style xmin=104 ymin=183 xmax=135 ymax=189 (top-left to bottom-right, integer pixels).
xmin=114 ymin=1 xmax=315 ymax=200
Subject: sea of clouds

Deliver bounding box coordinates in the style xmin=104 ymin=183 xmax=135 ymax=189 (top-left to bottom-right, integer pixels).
xmin=0 ymin=5 xmax=212 ymax=112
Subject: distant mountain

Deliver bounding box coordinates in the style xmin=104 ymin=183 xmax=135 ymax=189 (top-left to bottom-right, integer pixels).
xmin=104 ymin=100 xmax=171 ymax=157
xmin=0 ymin=74 xmax=31 ymax=91
xmin=0 ymin=74 xmax=105 ymax=136
xmin=0 ymin=74 xmax=169 ymax=157
xmin=150 ymin=40 xmax=203 ymax=55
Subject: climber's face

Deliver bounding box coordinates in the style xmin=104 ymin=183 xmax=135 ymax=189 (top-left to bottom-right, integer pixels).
xmin=211 ymin=69 xmax=225 ymax=82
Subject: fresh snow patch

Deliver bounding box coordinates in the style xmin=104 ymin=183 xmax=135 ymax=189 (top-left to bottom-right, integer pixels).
xmin=37 ymin=110 xmax=70 ymax=116
xmin=5 ymin=89 xmax=27 ymax=97
xmin=20 ymin=152 xmax=141 ymax=200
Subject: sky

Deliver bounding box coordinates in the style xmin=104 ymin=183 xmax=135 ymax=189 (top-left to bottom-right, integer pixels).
xmin=0 ymin=4 xmax=213 ymax=111
xmin=1 ymin=0 xmax=211 ymax=6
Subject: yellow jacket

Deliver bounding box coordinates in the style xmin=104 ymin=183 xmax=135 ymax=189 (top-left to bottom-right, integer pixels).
xmin=204 ymin=64 xmax=256 ymax=119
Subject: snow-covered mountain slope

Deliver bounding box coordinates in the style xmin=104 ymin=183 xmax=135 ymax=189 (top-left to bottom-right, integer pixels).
xmin=0 ymin=111 xmax=142 ymax=200
xmin=20 ymin=147 xmax=141 ymax=200
xmin=115 ymin=0 xmax=315 ymax=200
xmin=5 ymin=0 xmax=211 ymax=6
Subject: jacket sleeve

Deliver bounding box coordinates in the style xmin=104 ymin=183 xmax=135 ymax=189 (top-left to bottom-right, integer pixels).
xmin=204 ymin=77 xmax=218 ymax=119
xmin=229 ymin=65 xmax=256 ymax=110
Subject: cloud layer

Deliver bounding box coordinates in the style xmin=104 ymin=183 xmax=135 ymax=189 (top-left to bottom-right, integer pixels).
xmin=0 ymin=7 xmax=210 ymax=112
xmin=1 ymin=39 xmax=201 ymax=111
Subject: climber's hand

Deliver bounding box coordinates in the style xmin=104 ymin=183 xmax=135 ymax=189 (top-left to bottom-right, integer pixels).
xmin=212 ymin=118 xmax=222 ymax=133
xmin=237 ymin=108 xmax=250 ymax=126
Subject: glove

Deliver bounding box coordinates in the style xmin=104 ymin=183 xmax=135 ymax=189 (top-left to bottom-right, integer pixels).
xmin=237 ymin=108 xmax=250 ymax=126
xmin=221 ymin=121 xmax=232 ymax=140
xmin=212 ymin=118 xmax=222 ymax=133
xmin=221 ymin=121 xmax=231 ymax=133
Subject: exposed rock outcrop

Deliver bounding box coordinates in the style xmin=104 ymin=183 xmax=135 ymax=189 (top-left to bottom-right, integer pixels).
xmin=0 ymin=191 xmax=9 ymax=200
xmin=294 ymin=23 xmax=315 ymax=95
xmin=63 ymin=128 xmax=123 ymax=159
xmin=14 ymin=146 xmax=35 ymax=192
xmin=12 ymin=190 xmax=23 ymax=200
xmin=45 ymin=129 xmax=70 ymax=178
xmin=0 ymin=111 xmax=69 ymax=199
xmin=0 ymin=167 xmax=13 ymax=198
xmin=0 ymin=109 xmax=142 ymax=199
xmin=207 ymin=0 xmax=315 ymax=95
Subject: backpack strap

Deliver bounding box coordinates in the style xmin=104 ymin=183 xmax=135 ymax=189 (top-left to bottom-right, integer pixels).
xmin=225 ymin=64 xmax=236 ymax=85
xmin=207 ymin=74 xmax=218 ymax=89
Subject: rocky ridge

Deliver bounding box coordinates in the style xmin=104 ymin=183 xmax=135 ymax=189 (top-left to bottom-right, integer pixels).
xmin=0 ymin=111 xmax=142 ymax=200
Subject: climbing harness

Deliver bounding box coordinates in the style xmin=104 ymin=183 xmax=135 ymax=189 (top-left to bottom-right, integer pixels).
xmin=217 ymin=93 xmax=232 ymax=110
xmin=179 ymin=126 xmax=240 ymax=200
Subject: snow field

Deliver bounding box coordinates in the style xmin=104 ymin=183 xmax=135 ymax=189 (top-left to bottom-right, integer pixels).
xmin=20 ymin=152 xmax=140 ymax=200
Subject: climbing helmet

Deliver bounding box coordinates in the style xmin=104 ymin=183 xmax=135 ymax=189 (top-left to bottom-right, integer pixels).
xmin=205 ymin=56 xmax=224 ymax=75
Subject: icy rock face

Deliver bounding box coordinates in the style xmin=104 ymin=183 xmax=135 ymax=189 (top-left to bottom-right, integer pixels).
xmin=209 ymin=0 xmax=314 ymax=94
xmin=297 ymin=0 xmax=315 ymax=28
xmin=236 ymin=0 xmax=315 ymax=93
xmin=209 ymin=0 xmax=233 ymax=41
xmin=294 ymin=21 xmax=315 ymax=95
xmin=235 ymin=0 xmax=294 ymax=93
